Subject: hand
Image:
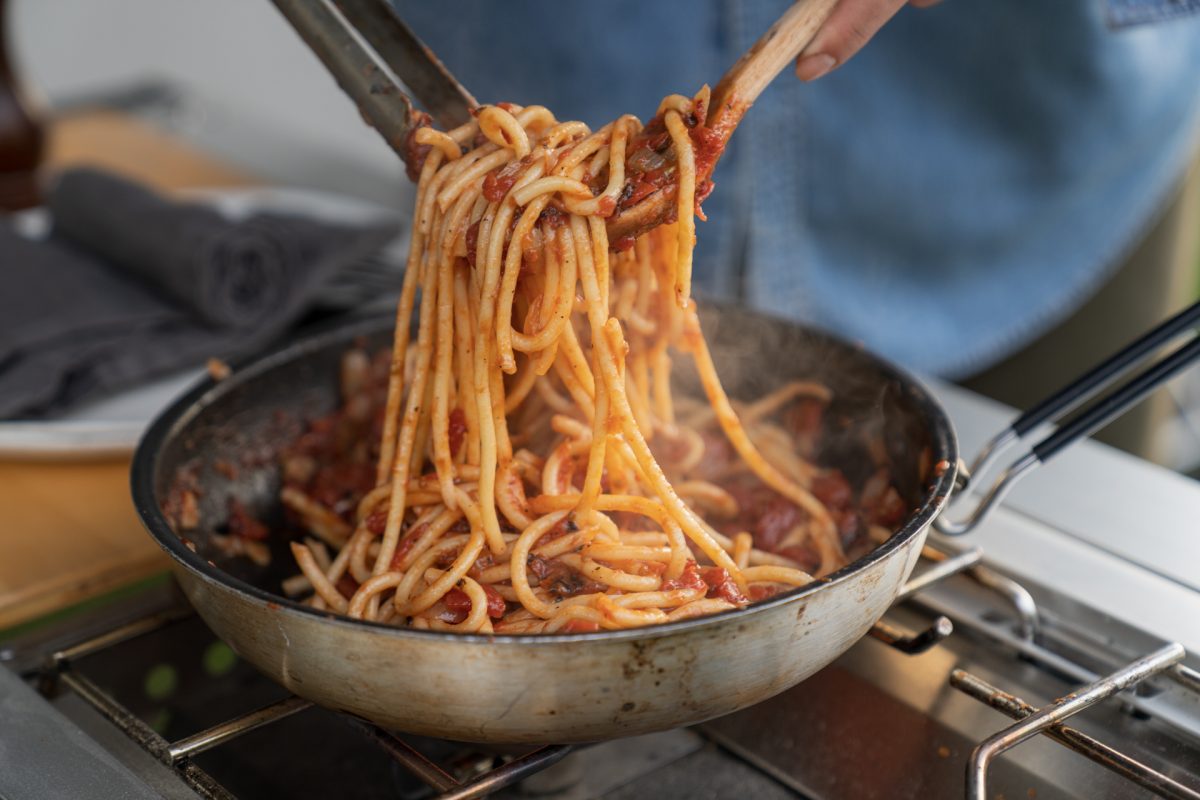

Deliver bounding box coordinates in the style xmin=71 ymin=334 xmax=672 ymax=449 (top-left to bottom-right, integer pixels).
xmin=795 ymin=0 xmax=943 ymax=82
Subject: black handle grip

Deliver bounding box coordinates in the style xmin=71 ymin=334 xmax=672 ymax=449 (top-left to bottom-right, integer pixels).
xmin=1014 ymin=300 xmax=1200 ymax=437
xmin=1032 ymin=336 xmax=1200 ymax=463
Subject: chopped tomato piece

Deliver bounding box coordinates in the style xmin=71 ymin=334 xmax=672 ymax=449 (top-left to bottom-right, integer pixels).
xmin=661 ymin=560 xmax=705 ymax=592
xmin=700 ymin=566 xmax=748 ymax=606
xmin=481 ymin=583 xmax=507 ymax=618
xmin=335 ymin=574 xmax=359 ymax=600
xmin=527 ymin=554 xmax=604 ymax=598
xmin=388 ymin=536 xmax=418 ymax=570
xmin=227 ymin=499 xmax=269 ymax=541
xmin=755 ymin=496 xmax=804 ymax=552
xmin=366 ymin=508 xmax=388 ymax=536
xmin=811 ymin=470 xmax=853 ymax=511
xmin=443 ymin=585 xmax=507 ymax=620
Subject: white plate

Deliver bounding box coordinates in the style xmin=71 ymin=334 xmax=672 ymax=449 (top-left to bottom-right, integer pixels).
xmin=0 ymin=186 xmax=401 ymax=460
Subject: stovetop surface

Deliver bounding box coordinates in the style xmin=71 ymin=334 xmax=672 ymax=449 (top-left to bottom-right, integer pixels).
xmin=4 ymin=549 xmax=1197 ymax=800
xmin=3 ymin=384 xmax=1199 ymax=799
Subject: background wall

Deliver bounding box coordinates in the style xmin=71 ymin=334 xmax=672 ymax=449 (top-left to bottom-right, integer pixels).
xmin=11 ymin=0 xmax=410 ymax=204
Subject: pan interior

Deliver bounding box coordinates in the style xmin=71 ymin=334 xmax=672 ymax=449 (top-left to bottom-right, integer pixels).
xmin=143 ymin=305 xmax=956 ymax=630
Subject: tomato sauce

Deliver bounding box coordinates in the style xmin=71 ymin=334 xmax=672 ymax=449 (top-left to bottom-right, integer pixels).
xmin=661 ymin=560 xmax=705 ymax=593
xmin=403 ymin=111 xmax=435 ymax=182
xmin=442 ymin=584 xmax=507 ymax=623
xmin=527 ymin=554 xmax=604 ymax=598
xmin=227 ymin=499 xmax=269 ymax=541
xmin=448 ymin=407 xmax=468 ymax=458
xmin=700 ymin=566 xmax=748 ymax=606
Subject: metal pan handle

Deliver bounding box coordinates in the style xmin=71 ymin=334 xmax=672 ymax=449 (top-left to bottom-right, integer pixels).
xmin=935 ymin=299 xmax=1200 ymax=536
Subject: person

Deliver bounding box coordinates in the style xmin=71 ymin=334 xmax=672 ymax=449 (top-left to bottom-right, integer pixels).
xmin=395 ymin=0 xmax=1200 ymax=454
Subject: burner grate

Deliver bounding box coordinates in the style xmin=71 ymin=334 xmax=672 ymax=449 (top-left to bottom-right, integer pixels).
xmin=18 ymin=539 xmax=1199 ymax=800
xmin=910 ymin=538 xmax=1200 ymax=800
xmin=34 ymin=609 xmax=573 ymax=800
xmin=951 ymin=665 xmax=1200 ymax=800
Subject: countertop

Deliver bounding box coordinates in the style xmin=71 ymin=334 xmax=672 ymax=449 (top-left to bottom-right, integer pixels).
xmin=0 ymin=111 xmax=256 ymax=631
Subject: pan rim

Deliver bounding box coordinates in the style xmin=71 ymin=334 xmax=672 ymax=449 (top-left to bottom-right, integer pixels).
xmin=131 ymin=309 xmax=958 ymax=646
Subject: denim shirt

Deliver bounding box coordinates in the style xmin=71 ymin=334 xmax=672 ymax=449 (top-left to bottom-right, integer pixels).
xmin=396 ymin=1 xmax=1200 ymax=377
xmin=1108 ymin=0 xmax=1200 ymax=25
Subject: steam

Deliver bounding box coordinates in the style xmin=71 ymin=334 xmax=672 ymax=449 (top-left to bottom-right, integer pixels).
xmin=681 ymin=302 xmax=927 ymax=499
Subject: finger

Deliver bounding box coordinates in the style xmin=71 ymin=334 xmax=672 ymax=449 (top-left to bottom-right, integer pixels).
xmin=908 ymin=0 xmax=943 ymax=7
xmin=795 ymin=0 xmax=908 ymax=82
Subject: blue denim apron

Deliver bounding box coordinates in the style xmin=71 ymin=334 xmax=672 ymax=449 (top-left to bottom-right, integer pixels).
xmin=395 ymin=1 xmax=1200 ymax=377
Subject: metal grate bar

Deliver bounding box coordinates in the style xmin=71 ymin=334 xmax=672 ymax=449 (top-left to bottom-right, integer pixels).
xmin=37 ymin=541 xmax=1190 ymax=800
xmin=894 ymin=547 xmax=983 ymax=603
xmin=917 ymin=538 xmax=1041 ymax=640
xmin=869 ymin=616 xmax=953 ymax=654
xmin=959 ymin=643 xmax=1187 ymax=800
xmin=48 ymin=608 xmax=186 ymax=671
xmin=169 ymin=696 xmax=313 ymax=761
xmin=1173 ymin=665 xmax=1200 ymax=694
xmin=349 ymin=720 xmax=461 ymax=792
xmin=435 ymin=745 xmax=575 ymax=800
xmin=33 ymin=603 xmax=582 ymax=799
xmin=951 ymin=669 xmax=1200 ymax=800
xmin=56 ymin=670 xmax=234 ymax=800
xmin=58 ymin=670 xmax=172 ymax=761
xmin=964 ymin=563 xmax=1040 ymax=641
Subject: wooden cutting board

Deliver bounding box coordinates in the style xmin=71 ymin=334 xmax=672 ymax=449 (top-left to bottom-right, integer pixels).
xmin=0 ymin=110 xmax=258 ymax=631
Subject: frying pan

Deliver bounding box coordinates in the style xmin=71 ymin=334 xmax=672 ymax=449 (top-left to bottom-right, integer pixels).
xmin=131 ymin=305 xmax=957 ymax=744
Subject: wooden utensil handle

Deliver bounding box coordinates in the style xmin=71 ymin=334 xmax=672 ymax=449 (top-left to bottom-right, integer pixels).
xmin=709 ymin=0 xmax=839 ymax=124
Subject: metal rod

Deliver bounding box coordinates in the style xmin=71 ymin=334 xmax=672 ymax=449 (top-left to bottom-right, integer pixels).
xmin=951 ymin=669 xmax=1200 ymax=800
xmin=1174 ymin=665 xmax=1200 ymax=694
xmin=52 ymin=608 xmax=185 ymax=666
xmin=935 ymin=452 xmax=1038 ymax=536
xmin=169 ymin=696 xmax=313 ymax=762
xmin=966 ymin=564 xmax=1041 ymax=642
xmin=270 ymin=0 xmax=418 ymax=162
xmin=961 ymin=428 xmax=1015 ymax=494
xmin=58 ymin=670 xmax=172 ymax=760
xmin=918 ymin=538 xmax=1041 ymax=640
xmin=911 ymin=591 xmax=1200 ymax=736
xmin=175 ymin=762 xmax=239 ymax=800
xmin=869 ymin=616 xmax=953 ymax=654
xmin=331 ymin=0 xmax=475 ymax=127
xmin=965 ymin=643 xmax=1186 ymax=800
xmin=58 ymin=671 xmax=237 ymax=799
xmin=436 ymin=746 xmax=575 ymax=800
xmin=350 ymin=720 xmax=460 ymax=792
xmin=895 ymin=547 xmax=983 ymax=603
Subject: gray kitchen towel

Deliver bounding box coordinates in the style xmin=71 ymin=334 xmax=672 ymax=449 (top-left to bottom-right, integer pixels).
xmin=0 ymin=169 xmax=398 ymax=418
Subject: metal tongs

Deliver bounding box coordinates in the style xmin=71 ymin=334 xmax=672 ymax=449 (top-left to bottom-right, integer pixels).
xmin=270 ymin=0 xmax=477 ymax=165
xmin=270 ymin=0 xmax=839 ymax=240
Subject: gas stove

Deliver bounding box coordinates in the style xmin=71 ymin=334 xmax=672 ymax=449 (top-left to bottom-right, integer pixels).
xmin=2 ymin=382 xmax=1198 ymax=799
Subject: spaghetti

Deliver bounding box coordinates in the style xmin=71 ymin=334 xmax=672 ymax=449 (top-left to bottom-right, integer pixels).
xmin=280 ymin=90 xmax=903 ymax=633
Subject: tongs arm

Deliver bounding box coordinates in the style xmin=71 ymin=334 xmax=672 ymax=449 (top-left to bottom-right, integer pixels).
xmin=936 ymin=299 xmax=1200 ymax=536
xmin=270 ymin=0 xmax=476 ymax=173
